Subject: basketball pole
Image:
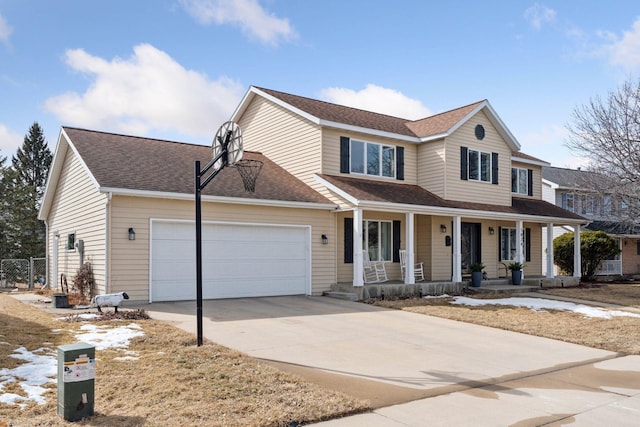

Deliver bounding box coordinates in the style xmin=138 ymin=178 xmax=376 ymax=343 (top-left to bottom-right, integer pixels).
xmin=194 ymin=133 xmax=230 ymax=347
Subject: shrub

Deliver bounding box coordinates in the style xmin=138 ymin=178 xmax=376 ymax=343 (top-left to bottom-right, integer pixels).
xmin=553 ymin=231 xmax=620 ymax=281
xmin=72 ymin=262 xmax=95 ymax=303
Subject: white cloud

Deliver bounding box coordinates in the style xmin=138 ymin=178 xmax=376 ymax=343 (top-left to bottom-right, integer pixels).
xmin=179 ymin=0 xmax=296 ymax=46
xmin=524 ymin=3 xmax=556 ymax=30
xmin=0 ymin=124 xmax=22 ymax=158
xmin=43 ymin=44 xmax=245 ymax=139
xmin=319 ymin=84 xmax=432 ymax=120
xmin=0 ymin=12 xmax=12 ymax=46
xmin=599 ymin=17 xmax=640 ymax=73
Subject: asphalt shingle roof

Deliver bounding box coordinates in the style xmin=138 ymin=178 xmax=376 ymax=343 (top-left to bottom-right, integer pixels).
xmin=318 ymin=174 xmax=586 ymax=221
xmin=63 ymin=127 xmax=333 ymax=204
xmin=257 ymin=86 xmax=484 ymax=139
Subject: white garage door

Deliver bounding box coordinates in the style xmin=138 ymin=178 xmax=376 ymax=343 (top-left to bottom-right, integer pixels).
xmin=151 ymin=221 xmax=310 ymax=302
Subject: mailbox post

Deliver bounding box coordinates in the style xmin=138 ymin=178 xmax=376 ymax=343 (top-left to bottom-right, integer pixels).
xmin=58 ymin=343 xmax=95 ymax=421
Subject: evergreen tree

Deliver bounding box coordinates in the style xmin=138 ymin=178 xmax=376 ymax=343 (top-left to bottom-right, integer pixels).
xmin=5 ymin=122 xmax=53 ymax=258
xmin=0 ymin=150 xmax=8 ymax=259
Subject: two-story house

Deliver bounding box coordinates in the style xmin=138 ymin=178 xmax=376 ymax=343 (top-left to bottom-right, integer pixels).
xmin=542 ymin=166 xmax=640 ymax=277
xmin=39 ymin=86 xmax=586 ymax=302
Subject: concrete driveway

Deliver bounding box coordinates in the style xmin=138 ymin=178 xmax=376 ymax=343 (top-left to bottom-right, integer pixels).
xmin=133 ymin=296 xmax=640 ymax=426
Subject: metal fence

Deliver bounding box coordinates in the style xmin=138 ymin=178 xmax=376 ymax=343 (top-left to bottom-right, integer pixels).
xmin=0 ymin=258 xmax=47 ymax=289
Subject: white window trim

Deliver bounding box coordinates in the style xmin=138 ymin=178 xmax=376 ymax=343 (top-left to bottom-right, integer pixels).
xmin=350 ymin=139 xmax=396 ymax=178
xmin=363 ymin=220 xmax=393 ymax=262
xmin=467 ymin=148 xmax=492 ymax=183
xmin=511 ymin=167 xmax=528 ymax=195
xmin=500 ymin=227 xmax=528 ymax=262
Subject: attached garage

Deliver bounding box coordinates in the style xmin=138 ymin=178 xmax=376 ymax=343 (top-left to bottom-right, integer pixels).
xmin=150 ymin=220 xmax=311 ymax=302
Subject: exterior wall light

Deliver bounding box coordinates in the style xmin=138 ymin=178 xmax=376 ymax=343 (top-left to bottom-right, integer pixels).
xmin=440 ymin=224 xmax=447 ymax=233
xmin=128 ymin=227 xmax=136 ymax=241
xmin=488 ymin=227 xmax=495 ymax=235
xmin=321 ymin=234 xmax=328 ymax=245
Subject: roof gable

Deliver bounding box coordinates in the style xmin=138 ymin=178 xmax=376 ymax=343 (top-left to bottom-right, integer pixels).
xmin=233 ymin=86 xmax=521 ymax=150
xmin=40 ymin=127 xmax=333 ymax=219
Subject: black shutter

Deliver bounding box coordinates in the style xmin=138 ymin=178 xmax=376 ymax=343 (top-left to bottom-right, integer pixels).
xmin=340 ymin=136 xmax=350 ymax=174
xmin=396 ymin=146 xmax=404 ymax=181
xmin=344 ymin=217 xmax=353 ymax=264
xmin=460 ymin=147 xmax=468 ymax=180
xmin=498 ymin=226 xmax=502 ymax=260
xmin=525 ymin=228 xmax=531 ymax=262
xmin=527 ymin=169 xmax=533 ymax=196
xmin=392 ymin=220 xmax=401 ymax=262
xmin=492 ymin=152 xmax=499 ymax=184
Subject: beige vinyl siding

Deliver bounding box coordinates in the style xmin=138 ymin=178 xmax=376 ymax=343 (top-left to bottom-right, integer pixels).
xmin=429 ymin=216 xmax=452 ymax=281
xmin=444 ymin=111 xmax=512 ymax=206
xmin=45 ymin=148 xmax=107 ymax=294
xmin=238 ymin=96 xmax=322 ymax=189
xmin=323 ymin=129 xmax=418 ymax=185
xmin=109 ymin=196 xmax=335 ymax=301
xmin=621 ymin=239 xmax=640 ymax=275
xmin=415 ymin=215 xmax=433 ymax=279
xmin=417 ymin=140 xmax=446 ymax=197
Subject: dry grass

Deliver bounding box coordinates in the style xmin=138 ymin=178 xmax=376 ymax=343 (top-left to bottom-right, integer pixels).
xmin=0 ymin=294 xmax=368 ymax=427
xmin=371 ymin=283 xmax=640 ymax=355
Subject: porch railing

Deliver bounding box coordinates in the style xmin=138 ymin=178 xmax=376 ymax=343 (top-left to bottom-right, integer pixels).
xmin=596 ymin=259 xmax=622 ymax=276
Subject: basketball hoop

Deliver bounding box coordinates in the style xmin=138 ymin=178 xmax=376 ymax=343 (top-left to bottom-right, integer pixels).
xmin=234 ymin=159 xmax=263 ymax=193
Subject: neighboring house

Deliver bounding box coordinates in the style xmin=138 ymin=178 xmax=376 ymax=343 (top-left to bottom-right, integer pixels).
xmin=542 ymin=166 xmax=640 ymax=277
xmin=39 ymin=86 xmax=587 ymax=302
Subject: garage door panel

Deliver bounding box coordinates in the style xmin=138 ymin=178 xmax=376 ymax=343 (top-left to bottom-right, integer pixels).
xmin=151 ymin=222 xmax=310 ymax=302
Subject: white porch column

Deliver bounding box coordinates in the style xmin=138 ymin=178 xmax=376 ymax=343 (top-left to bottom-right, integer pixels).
xmin=546 ymin=223 xmax=554 ymax=279
xmin=452 ymin=216 xmax=462 ymax=282
xmin=353 ymin=208 xmax=364 ymax=287
xmin=573 ymin=225 xmax=582 ymax=279
xmin=516 ymin=220 xmax=525 ymax=279
xmin=405 ymin=212 xmax=415 ymax=284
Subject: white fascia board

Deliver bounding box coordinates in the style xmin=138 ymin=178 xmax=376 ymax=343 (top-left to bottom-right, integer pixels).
xmin=39 ymin=128 xmax=101 ymax=220
xmin=482 ymin=101 xmax=521 ymax=151
xmin=249 ymin=86 xmax=321 ymax=125
xmin=542 ymin=178 xmax=559 ymax=189
xmin=512 ymin=155 xmax=550 ymax=167
xmin=313 ymin=175 xmax=360 ymax=205
xmin=99 ymin=187 xmax=336 ymax=210
xmin=357 ymin=200 xmax=587 ymax=225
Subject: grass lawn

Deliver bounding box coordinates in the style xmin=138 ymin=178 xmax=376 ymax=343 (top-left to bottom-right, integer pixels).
xmin=371 ymin=283 xmax=640 ymax=355
xmin=0 ymin=293 xmax=368 ymax=427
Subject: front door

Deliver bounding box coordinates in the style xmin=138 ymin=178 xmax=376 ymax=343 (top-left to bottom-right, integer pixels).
xmin=461 ymin=222 xmax=481 ymax=272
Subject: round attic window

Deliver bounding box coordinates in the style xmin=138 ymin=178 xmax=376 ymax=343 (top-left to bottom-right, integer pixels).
xmin=475 ymin=124 xmax=485 ymax=140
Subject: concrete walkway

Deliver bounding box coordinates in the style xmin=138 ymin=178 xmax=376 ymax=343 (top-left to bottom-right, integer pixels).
xmin=127 ymin=295 xmax=640 ymax=426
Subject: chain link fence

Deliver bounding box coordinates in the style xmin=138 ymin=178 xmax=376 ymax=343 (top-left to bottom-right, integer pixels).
xmin=0 ymin=258 xmax=47 ymax=289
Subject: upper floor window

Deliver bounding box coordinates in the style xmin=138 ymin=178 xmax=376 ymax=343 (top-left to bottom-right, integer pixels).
xmin=340 ymin=136 xmax=404 ymax=181
xmin=468 ymin=149 xmax=492 ymax=182
xmin=511 ymin=168 xmax=528 ymax=194
xmin=581 ymin=195 xmax=595 ymax=215
xmin=562 ymin=193 xmax=574 ymax=212
xmin=350 ymin=140 xmax=395 ymax=178
xmin=460 ymin=147 xmax=498 ymax=184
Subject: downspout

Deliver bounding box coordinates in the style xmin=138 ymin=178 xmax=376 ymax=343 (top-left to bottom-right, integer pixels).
xmin=44 ymin=220 xmax=49 ymax=287
xmin=105 ymin=192 xmax=112 ymax=294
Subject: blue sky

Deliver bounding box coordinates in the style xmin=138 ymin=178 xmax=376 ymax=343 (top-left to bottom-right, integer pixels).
xmin=1 ymin=1 xmax=639 ymax=168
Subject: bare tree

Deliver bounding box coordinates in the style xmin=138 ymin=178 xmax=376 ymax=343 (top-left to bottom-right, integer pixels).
xmin=566 ymin=79 xmax=640 ymax=224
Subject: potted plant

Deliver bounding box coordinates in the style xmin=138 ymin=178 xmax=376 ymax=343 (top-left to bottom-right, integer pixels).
xmin=508 ymin=261 xmax=524 ymax=285
xmin=469 ymin=262 xmax=485 ymax=287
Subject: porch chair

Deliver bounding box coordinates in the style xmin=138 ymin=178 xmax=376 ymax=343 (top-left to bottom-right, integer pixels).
xmin=399 ymin=249 xmax=425 ymax=282
xmin=363 ymin=250 xmax=388 ymax=283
